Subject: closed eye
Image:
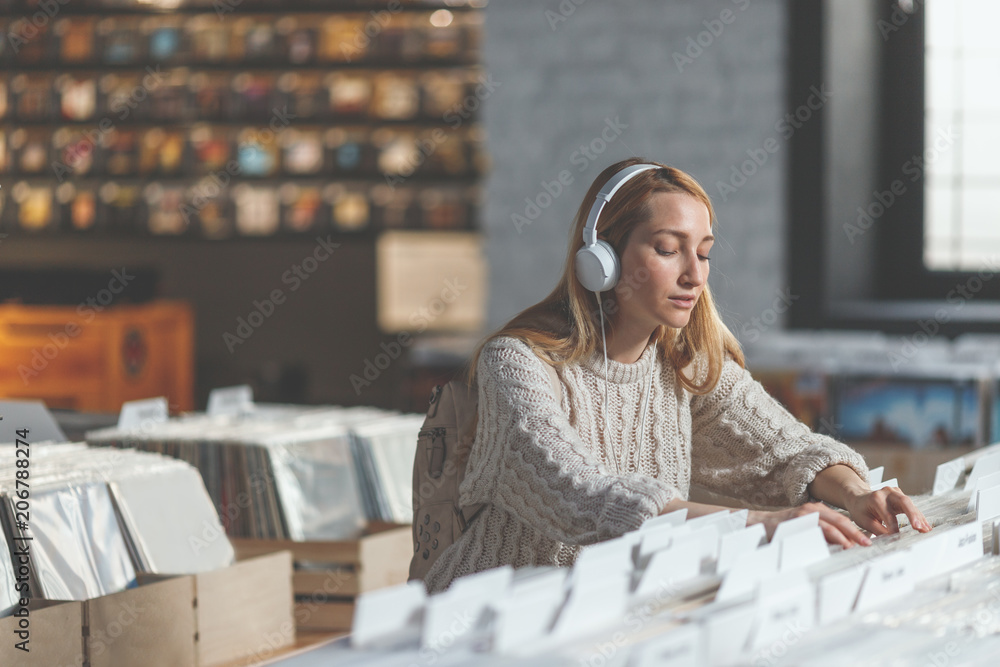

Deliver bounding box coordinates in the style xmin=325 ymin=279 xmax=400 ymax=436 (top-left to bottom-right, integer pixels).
xmin=656 ymin=248 xmax=711 ymax=261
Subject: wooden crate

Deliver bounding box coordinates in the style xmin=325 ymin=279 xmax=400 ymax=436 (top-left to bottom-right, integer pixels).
xmin=135 ymin=551 xmax=296 ymax=667
xmin=230 ymin=523 xmax=411 ymax=633
xmin=86 ymin=575 xmax=198 ymax=667
xmin=0 ymin=600 xmax=85 ymax=667
xmin=0 ymin=300 xmax=194 ymax=413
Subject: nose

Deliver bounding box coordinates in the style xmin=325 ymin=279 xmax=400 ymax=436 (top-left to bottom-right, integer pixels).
xmin=680 ymin=251 xmax=707 ymax=288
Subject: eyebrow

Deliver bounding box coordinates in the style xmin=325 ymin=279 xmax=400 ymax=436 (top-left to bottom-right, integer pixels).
xmin=652 ymin=230 xmax=715 ymax=242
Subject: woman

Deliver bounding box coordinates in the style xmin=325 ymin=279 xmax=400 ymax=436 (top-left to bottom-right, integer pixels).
xmin=422 ymin=157 xmax=930 ymax=594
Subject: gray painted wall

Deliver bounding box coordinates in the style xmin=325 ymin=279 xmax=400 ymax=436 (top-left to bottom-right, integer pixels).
xmin=481 ymin=0 xmax=791 ymax=342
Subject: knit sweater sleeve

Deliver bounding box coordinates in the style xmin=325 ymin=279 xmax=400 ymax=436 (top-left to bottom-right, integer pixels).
xmin=689 ymin=357 xmax=869 ymax=508
xmin=469 ymin=336 xmax=677 ymax=545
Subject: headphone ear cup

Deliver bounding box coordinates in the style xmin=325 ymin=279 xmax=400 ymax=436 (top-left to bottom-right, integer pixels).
xmin=575 ymin=240 xmax=620 ymax=292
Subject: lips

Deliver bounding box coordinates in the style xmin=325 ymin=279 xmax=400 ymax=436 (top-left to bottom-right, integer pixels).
xmin=668 ymin=295 xmax=696 ymax=307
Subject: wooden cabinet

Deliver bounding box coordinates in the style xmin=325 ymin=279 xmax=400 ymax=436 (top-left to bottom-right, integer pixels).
xmin=0 ymin=300 xmax=193 ymax=412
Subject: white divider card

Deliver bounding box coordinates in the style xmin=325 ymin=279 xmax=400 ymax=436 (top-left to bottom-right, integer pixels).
xmin=702 ymin=603 xmax=756 ymax=666
xmin=685 ymin=509 xmax=746 ymax=536
xmin=870 ymin=478 xmax=899 ymax=492
xmin=778 ymin=525 xmax=830 ymax=572
xmin=976 ymin=485 xmax=1000 ymax=523
xmin=717 ymin=543 xmax=779 ymax=602
xmin=631 ymin=623 xmax=704 ymax=667
xmin=573 ymin=534 xmax=635 ymax=592
xmin=206 ymin=384 xmax=254 ymax=417
xmin=634 ymin=540 xmax=701 ymax=601
xmin=868 ymin=466 xmax=884 ymax=486
xmin=551 ymin=573 xmax=631 ymax=642
xmin=908 ymin=522 xmax=983 ymax=583
xmin=671 ymin=524 xmax=722 ymax=570
xmin=933 ymin=457 xmax=965 ymax=496
xmin=492 ymin=568 xmax=568 ymax=654
xmin=771 ymin=511 xmax=819 ymax=543
xmin=640 ymin=508 xmax=688 ymax=531
xmin=423 ymin=566 xmax=512 ymax=650
xmin=717 ymin=523 xmax=766 ymax=575
xmin=638 ymin=524 xmax=692 ymax=564
xmin=351 ymin=580 xmax=427 ymax=649
xmin=750 ymin=570 xmax=816 ymax=650
xmin=855 ymin=549 xmax=914 ymax=612
xmin=818 ymin=565 xmax=867 ymax=625
xmin=967 ymin=471 xmax=1000 ymax=512
xmin=510 ymin=565 xmax=568 ymax=596
xmin=0 ymin=399 xmax=67 ymax=444
xmin=964 ymin=453 xmax=1000 ymax=491
xmin=117 ymin=397 xmax=169 ymax=431
xmin=491 ymin=585 xmax=566 ymax=654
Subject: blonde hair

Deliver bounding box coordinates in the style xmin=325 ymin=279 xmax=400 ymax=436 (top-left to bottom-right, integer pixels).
xmin=461 ymin=157 xmax=745 ymax=394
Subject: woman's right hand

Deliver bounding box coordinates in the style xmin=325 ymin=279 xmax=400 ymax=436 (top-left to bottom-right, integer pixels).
xmin=748 ymin=502 xmax=872 ymax=549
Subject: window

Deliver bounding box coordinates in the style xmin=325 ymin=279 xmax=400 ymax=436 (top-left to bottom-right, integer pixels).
xmin=787 ymin=0 xmax=1000 ymax=334
xmin=923 ymin=0 xmax=1000 ymax=271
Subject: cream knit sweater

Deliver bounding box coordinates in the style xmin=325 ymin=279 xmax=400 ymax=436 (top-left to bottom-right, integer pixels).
xmin=422 ymin=335 xmax=868 ymax=593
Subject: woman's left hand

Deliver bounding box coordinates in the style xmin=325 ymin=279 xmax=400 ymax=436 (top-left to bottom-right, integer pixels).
xmin=843 ymin=486 xmax=932 ymax=537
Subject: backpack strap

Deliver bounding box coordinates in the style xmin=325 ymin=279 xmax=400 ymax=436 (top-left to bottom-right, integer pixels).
xmin=456 ymin=357 xmax=563 ymax=532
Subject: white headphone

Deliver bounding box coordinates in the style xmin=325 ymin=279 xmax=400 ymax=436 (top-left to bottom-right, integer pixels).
xmin=574 ymin=163 xmax=660 ymax=293
xmin=574 ymin=162 xmax=661 ymax=475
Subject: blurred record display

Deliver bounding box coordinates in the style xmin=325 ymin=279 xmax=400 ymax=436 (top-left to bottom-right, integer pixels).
xmin=11 ymin=182 xmax=54 ymax=232
xmin=0 ymin=0 xmax=487 ymax=238
xmin=280 ymin=183 xmax=323 ymax=233
xmin=233 ymin=183 xmax=279 ymax=236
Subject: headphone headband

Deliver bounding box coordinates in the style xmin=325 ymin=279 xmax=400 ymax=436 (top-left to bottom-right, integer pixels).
xmin=581 ymin=163 xmax=660 ymax=247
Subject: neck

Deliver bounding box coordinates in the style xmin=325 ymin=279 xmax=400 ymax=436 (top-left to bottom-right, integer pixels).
xmin=604 ymin=322 xmax=657 ymax=364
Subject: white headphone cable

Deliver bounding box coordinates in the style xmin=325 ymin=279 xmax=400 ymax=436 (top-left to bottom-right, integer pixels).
xmin=596 ymin=292 xmax=656 ymax=476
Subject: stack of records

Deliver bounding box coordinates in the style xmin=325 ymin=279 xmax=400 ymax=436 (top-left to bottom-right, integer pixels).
xmin=350 ymin=414 xmax=426 ymax=525
xmin=0 ymin=445 xmax=233 ymax=607
xmin=86 ymin=404 xmax=423 ymax=541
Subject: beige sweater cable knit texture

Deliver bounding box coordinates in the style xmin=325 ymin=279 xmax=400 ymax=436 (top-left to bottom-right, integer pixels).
xmin=421 ymin=335 xmax=869 ymax=593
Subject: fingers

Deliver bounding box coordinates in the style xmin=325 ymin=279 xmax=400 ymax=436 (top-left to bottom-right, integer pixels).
xmin=886 ymin=488 xmax=932 ymax=532
xmin=817 ymin=506 xmax=872 ymax=548
xmin=862 ymin=488 xmax=901 ymax=533
xmin=819 ymin=518 xmax=854 ymax=549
